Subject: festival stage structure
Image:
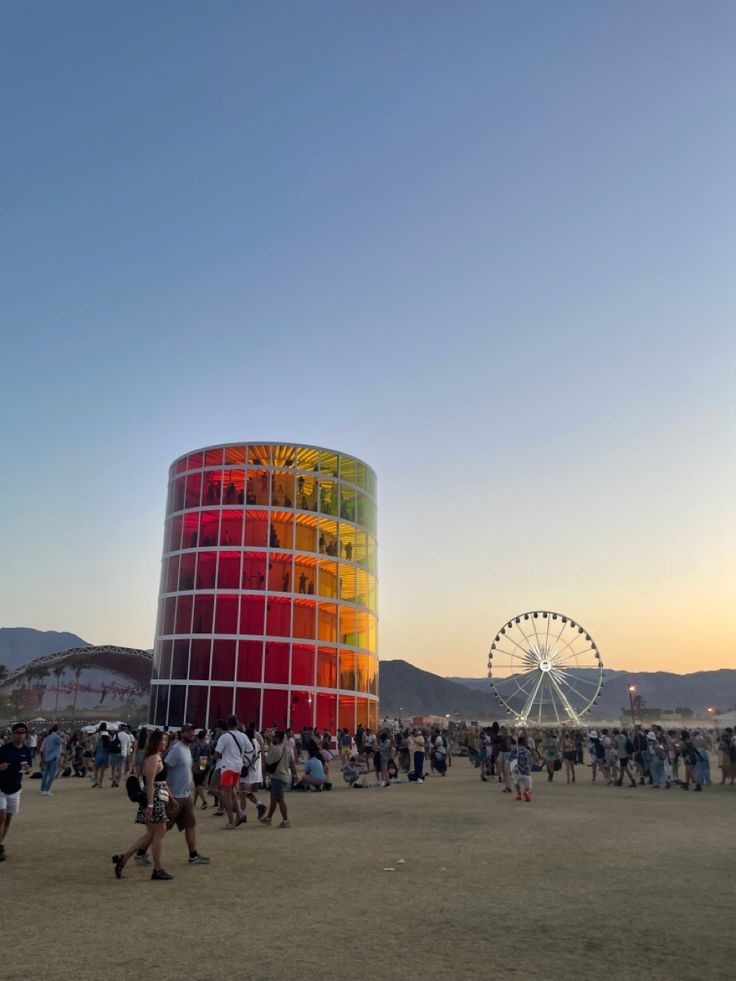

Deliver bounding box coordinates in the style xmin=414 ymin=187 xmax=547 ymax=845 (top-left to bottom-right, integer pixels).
xmin=150 ymin=442 xmax=378 ymax=731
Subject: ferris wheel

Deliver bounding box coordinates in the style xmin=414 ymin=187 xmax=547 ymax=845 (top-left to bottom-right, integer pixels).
xmin=487 ymin=611 xmax=603 ymax=726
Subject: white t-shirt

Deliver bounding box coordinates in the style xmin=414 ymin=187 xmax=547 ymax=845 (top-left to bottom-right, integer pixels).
xmin=118 ymin=731 xmax=133 ymax=757
xmin=215 ymin=730 xmax=253 ymax=774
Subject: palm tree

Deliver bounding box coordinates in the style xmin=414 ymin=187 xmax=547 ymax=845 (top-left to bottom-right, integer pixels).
xmin=71 ymin=659 xmax=90 ymax=716
xmin=52 ymin=665 xmax=65 ymax=716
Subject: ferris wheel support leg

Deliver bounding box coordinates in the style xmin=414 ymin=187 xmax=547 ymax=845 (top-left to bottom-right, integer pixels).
xmin=518 ymin=672 xmax=545 ymax=725
xmin=549 ymin=673 xmax=582 ymax=725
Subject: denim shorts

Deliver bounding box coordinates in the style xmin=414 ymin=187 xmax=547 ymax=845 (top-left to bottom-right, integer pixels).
xmin=270 ymin=778 xmax=287 ymax=801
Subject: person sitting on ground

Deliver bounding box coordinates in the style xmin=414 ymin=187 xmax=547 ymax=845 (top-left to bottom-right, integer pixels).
xmin=342 ymin=758 xmax=368 ymax=788
xmin=301 ymin=749 xmax=328 ymax=790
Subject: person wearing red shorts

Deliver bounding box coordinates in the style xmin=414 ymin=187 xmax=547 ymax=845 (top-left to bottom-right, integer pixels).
xmin=213 ymin=715 xmax=251 ymax=829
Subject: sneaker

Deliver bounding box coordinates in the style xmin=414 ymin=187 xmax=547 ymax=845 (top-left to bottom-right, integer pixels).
xmin=213 ymin=809 xmax=224 ymax=816
xmin=222 ymin=823 xmax=239 ymax=830
xmin=278 ymin=820 xmax=290 ymax=828
xmin=188 ymin=854 xmax=211 ymax=864
xmin=200 ymin=802 xmax=208 ymax=810
xmin=416 ymin=778 xmax=423 ymax=784
xmin=151 ymin=868 xmax=173 ymax=881
xmin=259 ymin=816 xmax=272 ymax=826
xmin=134 ymin=853 xmax=152 ymax=867
xmin=523 ymin=791 xmax=531 ymax=802
xmin=236 ymin=814 xmax=247 ymax=825
xmin=515 ymin=792 xmax=522 ymax=801
xmin=0 ymin=844 xmax=5 ymax=862
xmin=112 ymin=854 xmax=125 ymax=879
xmin=256 ymin=803 xmax=267 ymax=818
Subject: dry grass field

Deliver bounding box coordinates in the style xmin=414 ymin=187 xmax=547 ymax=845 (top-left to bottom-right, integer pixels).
xmin=3 ymin=758 xmax=733 ymax=981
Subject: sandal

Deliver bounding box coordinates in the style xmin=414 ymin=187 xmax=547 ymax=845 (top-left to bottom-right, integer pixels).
xmin=112 ymin=854 xmax=125 ymax=879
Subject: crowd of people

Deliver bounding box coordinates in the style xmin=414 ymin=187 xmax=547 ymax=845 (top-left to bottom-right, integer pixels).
xmin=1 ymin=716 xmax=734 ymax=876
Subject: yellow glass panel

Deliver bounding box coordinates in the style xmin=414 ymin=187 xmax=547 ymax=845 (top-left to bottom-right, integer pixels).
xmin=297 ymin=446 xmax=319 ymax=472
xmin=354 ymin=568 xmax=370 ymax=607
xmin=318 ymin=518 xmax=338 ymax=556
xmin=339 ymin=607 xmax=357 ymax=645
xmin=318 ymin=560 xmax=337 ymax=599
xmin=318 ymin=604 xmax=337 ymax=643
xmin=248 ymin=445 xmax=271 ymax=466
xmin=340 ymin=456 xmax=356 ymax=484
xmin=318 ymin=479 xmax=338 ymax=516
xmin=340 ymin=485 xmax=356 ymax=522
xmin=272 ymin=445 xmax=295 ymax=468
xmin=246 ymin=469 xmax=270 ymax=505
xmin=270 ymin=471 xmax=295 ymax=508
xmin=366 ymin=657 xmax=377 ymax=695
xmin=355 ymin=653 xmax=369 ymax=692
xmin=319 ymin=450 xmax=339 ymax=478
xmin=354 ymin=530 xmax=368 ymax=567
xmin=339 ymin=523 xmax=355 ymax=563
xmin=296 ymin=472 xmax=318 ymax=511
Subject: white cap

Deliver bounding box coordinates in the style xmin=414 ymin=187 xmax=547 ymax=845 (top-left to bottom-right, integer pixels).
xmin=646 ymin=731 xmax=656 ymax=741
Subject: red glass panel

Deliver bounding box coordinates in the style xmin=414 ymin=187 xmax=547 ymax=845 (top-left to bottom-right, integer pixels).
xmin=165 ymin=555 xmax=179 ymax=592
xmin=189 ymin=640 xmax=211 ymax=680
xmin=175 ymin=595 xmax=193 ymax=634
xmin=318 ymin=604 xmax=337 ymax=642
xmin=208 ymin=687 xmax=233 ymax=727
xmin=182 ymin=512 xmax=199 ymax=549
xmin=168 ymin=515 xmax=183 ymax=550
xmin=199 ymin=510 xmax=220 ymax=547
xmin=262 ymin=689 xmax=288 ymax=730
xmin=236 ymin=641 xmax=263 ymax=682
xmin=264 ymin=642 xmax=290 ymax=684
xmin=244 ymin=511 xmax=268 ymax=547
xmin=240 ymin=595 xmax=265 ymax=634
xmin=225 ymin=445 xmax=246 ymax=465
xmin=293 ymin=600 xmax=316 ymax=640
xmin=266 ymin=597 xmax=291 ymax=637
xmin=196 ymin=552 xmax=217 ymax=589
xmin=153 ymin=685 xmax=169 ymax=726
xmin=171 ymin=640 xmax=189 ymax=678
xmin=214 ymin=594 xmax=239 ymax=634
xmin=185 ymin=472 xmax=202 ymax=509
xmin=338 ymin=694 xmax=355 ymax=732
xmin=220 ymin=510 xmax=244 ymax=547
xmin=205 ymin=448 xmax=223 ymax=466
xmin=159 ymin=640 xmax=173 ymax=678
xmin=176 ymin=456 xmax=188 ymax=474
xmin=217 ymin=552 xmax=241 ymax=589
xmin=193 ymin=594 xmax=214 ymax=633
xmin=211 ymin=639 xmax=236 ymax=681
xmin=290 ymin=690 xmax=314 ymax=730
xmin=163 ymin=596 xmax=176 ymax=635
xmin=178 ymin=552 xmax=196 ymax=591
xmin=291 ymin=644 xmax=315 ymax=686
xmin=168 ymin=685 xmax=186 ymax=727
xmin=222 ymin=470 xmax=245 ymax=504
xmin=173 ymin=477 xmax=186 ymax=511
xmin=187 ymin=451 xmax=204 ymax=470
xmin=316 ymin=692 xmax=336 ymax=733
xmin=234 ymin=687 xmax=261 ymax=729
xmin=316 ymin=647 xmax=337 ymax=688
xmin=186 ymin=685 xmax=209 ymax=727
xmin=243 ymin=552 xmax=267 ymax=590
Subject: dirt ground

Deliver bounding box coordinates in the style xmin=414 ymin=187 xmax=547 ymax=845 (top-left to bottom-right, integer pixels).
xmin=2 ymin=757 xmax=733 ymax=981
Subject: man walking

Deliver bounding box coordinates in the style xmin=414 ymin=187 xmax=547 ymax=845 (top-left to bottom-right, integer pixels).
xmin=40 ymin=724 xmax=63 ymax=795
xmin=118 ymin=723 xmax=133 ymax=776
xmin=260 ymin=730 xmax=291 ymax=828
xmin=0 ymin=722 xmax=33 ymax=861
xmin=165 ymin=725 xmax=210 ymax=864
xmin=213 ymin=715 xmax=251 ymax=829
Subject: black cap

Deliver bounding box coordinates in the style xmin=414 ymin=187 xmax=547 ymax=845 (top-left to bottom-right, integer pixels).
xmin=11 ymin=722 xmax=29 ymax=733
xmin=181 ymin=723 xmax=195 ymax=733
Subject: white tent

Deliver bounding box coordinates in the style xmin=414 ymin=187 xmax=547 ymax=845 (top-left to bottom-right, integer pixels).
xmin=714 ymin=710 xmax=736 ymax=729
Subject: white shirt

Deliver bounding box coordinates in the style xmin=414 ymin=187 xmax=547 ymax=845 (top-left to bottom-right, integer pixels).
xmin=118 ymin=731 xmax=133 ymax=757
xmin=215 ymin=730 xmax=253 ymax=773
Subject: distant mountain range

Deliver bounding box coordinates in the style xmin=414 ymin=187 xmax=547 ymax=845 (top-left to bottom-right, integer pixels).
xmin=0 ymin=628 xmax=91 ymax=670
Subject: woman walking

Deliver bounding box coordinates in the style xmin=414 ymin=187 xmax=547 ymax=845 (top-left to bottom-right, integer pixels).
xmin=192 ymin=730 xmax=211 ymax=809
xmin=112 ymin=730 xmax=174 ymax=881
xmin=91 ymin=723 xmax=111 ymax=788
xmin=542 ymin=731 xmax=559 ymax=783
xmin=561 ymin=731 xmax=577 ymax=784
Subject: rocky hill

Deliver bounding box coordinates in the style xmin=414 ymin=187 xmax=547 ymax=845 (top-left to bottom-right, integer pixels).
xmin=0 ymin=628 xmax=91 ymax=670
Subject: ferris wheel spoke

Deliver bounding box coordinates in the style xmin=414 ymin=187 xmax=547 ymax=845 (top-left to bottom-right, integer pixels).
xmin=553 ymin=667 xmax=600 ymax=685
xmin=509 ymin=669 xmax=542 ymax=699
xmin=548 ymin=679 xmax=562 ymax=724
xmin=493 ymin=648 xmax=537 ymax=669
xmin=498 ymin=630 xmax=536 ymax=661
xmin=550 ymin=672 xmax=594 ymax=709
xmin=529 ymin=615 xmax=545 ymax=656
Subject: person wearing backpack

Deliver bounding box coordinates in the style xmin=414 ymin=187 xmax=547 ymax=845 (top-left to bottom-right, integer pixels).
xmin=108 ymin=728 xmax=124 ymax=788
xmin=613 ymin=729 xmax=637 ymax=788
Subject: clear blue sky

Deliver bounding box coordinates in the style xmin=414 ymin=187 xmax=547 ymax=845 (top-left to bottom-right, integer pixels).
xmin=1 ymin=2 xmax=734 ymax=673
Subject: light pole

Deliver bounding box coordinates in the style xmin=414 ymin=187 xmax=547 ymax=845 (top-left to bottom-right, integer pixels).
xmin=707 ymin=706 xmax=716 ymax=730
xmin=628 ymin=685 xmax=637 ymax=729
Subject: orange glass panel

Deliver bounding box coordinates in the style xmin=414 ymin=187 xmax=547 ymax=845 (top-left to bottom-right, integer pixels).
xmin=244 ymin=510 xmax=268 ymax=547
xmin=338 ymin=695 xmax=355 ymax=732
xmin=318 ymin=603 xmax=337 ymax=643
xmin=269 ymin=512 xmax=293 ymax=550
xmin=291 ymin=644 xmax=315 ymax=686
xmin=246 ymin=469 xmax=270 ymax=506
xmin=293 ymin=598 xmax=316 ymax=640
xmin=294 ymin=555 xmax=317 ymax=596
xmin=366 ymin=656 xmax=377 ymax=695
xmin=339 ymin=607 xmax=357 ymax=646
xmin=224 ymin=445 xmax=246 ymax=465
xmin=339 ymin=651 xmax=356 ymax=691
xmin=355 ymin=697 xmax=368 ymax=729
xmin=268 ymin=552 xmax=292 ymax=592
xmin=355 ymin=653 xmax=369 ymax=693
xmin=368 ymin=701 xmax=378 ymax=730
xmin=271 ymin=472 xmax=295 ymax=508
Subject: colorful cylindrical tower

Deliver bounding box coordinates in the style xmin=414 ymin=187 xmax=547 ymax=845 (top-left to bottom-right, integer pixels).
xmin=149 ymin=443 xmax=378 ymax=733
